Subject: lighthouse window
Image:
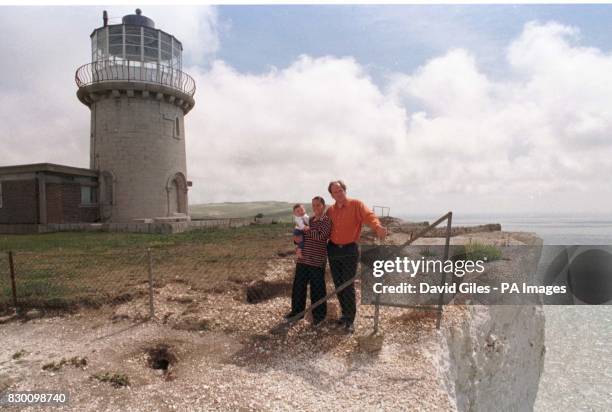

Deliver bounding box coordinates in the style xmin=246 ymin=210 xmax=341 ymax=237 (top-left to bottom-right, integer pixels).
xmin=80 ymin=186 xmax=97 ymax=205
xmin=144 ymin=27 xmax=157 ymax=39
xmin=172 ymin=46 xmax=180 ymax=68
xmin=143 ymin=35 xmax=157 ymax=48
xmin=174 ymin=117 xmax=181 ymax=138
xmin=95 ymin=30 xmax=106 ymax=59
xmin=161 ymin=53 xmax=172 ymax=67
xmin=143 ymin=29 xmax=158 ymax=62
xmin=109 ymin=45 xmax=123 ymax=57
xmin=144 ymin=47 xmax=158 ymax=60
xmin=108 ymin=27 xmax=123 ymax=59
xmin=160 ymin=32 xmax=171 ymax=46
xmin=161 ymin=41 xmax=171 ymax=54
xmin=125 ymin=34 xmax=140 ymax=45
xmin=90 ymin=25 xmax=182 ymax=70
xmin=109 ymin=25 xmax=123 ymax=36
xmin=126 ymin=45 xmax=141 ymax=60
xmin=109 ymin=35 xmax=122 ymax=46
xmin=125 ymin=25 xmax=140 ymax=36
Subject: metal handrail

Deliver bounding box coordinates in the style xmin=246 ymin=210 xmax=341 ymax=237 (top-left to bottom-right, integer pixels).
xmin=75 ymin=60 xmax=196 ymax=97
xmin=367 ymin=211 xmax=453 ymax=331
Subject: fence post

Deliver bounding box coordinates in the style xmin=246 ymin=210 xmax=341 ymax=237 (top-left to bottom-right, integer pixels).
xmin=373 ymin=293 xmax=380 ymax=334
xmin=436 ymin=212 xmax=453 ymax=330
xmin=8 ymin=251 xmax=19 ymax=315
xmin=147 ymin=248 xmax=154 ymax=319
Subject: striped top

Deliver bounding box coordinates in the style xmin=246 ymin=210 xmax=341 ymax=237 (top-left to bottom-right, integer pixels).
xmin=297 ymin=214 xmax=331 ymax=268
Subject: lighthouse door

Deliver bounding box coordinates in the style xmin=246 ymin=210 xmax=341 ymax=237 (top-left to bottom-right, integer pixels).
xmin=166 ymin=173 xmax=187 ymax=216
xmin=168 ymin=180 xmax=179 ymax=215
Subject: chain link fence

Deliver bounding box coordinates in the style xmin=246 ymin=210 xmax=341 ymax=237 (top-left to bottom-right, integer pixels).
xmin=0 ymin=250 xmax=149 ymax=314
xmin=0 ymin=246 xmax=444 ymax=338
xmin=1 ymin=248 xmax=383 ymax=331
xmin=0 ymin=250 xmax=296 ymax=315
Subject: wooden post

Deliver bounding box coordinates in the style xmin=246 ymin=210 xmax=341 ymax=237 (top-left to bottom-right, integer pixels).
xmin=8 ymin=251 xmax=19 ymax=315
xmin=373 ymin=293 xmax=381 ymax=334
xmin=147 ymin=248 xmax=154 ymax=319
xmin=436 ymin=212 xmax=453 ymax=330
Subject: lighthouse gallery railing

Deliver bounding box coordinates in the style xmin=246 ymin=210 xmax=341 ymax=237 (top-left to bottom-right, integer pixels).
xmin=75 ymin=60 xmax=196 ymax=97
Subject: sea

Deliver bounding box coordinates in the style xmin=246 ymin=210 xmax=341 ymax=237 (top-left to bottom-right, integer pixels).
xmin=402 ymin=214 xmax=612 ymax=411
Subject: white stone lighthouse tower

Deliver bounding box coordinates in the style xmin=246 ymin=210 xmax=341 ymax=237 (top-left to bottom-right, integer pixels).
xmin=75 ymin=9 xmax=195 ymax=223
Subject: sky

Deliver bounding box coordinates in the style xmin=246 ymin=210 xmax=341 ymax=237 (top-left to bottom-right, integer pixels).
xmin=1 ymin=4 xmax=612 ymax=216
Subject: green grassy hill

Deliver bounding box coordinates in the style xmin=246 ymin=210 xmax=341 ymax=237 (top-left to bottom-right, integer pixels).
xmin=189 ymin=201 xmax=311 ymax=221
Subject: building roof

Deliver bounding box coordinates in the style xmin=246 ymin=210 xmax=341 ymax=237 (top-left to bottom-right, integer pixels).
xmin=0 ymin=163 xmax=97 ymax=177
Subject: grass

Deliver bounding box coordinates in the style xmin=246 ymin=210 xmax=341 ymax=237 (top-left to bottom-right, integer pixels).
xmin=0 ymin=223 xmax=295 ymax=311
xmin=91 ymin=372 xmax=129 ymax=388
xmin=420 ymin=247 xmax=438 ymax=257
xmin=17 ymin=273 xmax=73 ymax=301
xmin=189 ymin=201 xmax=308 ymax=222
xmin=42 ymin=357 xmax=87 ymax=372
xmin=463 ymin=241 xmax=503 ymax=262
xmin=0 ymin=223 xmax=292 ymax=253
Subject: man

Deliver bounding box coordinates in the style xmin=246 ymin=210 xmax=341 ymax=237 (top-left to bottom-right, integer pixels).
xmin=326 ymin=180 xmax=386 ymax=332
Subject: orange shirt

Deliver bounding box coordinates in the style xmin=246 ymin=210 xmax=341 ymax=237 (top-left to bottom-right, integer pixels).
xmin=326 ymin=198 xmax=382 ymax=245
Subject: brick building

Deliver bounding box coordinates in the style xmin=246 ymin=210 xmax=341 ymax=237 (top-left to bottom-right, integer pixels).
xmin=0 ymin=164 xmax=99 ymax=226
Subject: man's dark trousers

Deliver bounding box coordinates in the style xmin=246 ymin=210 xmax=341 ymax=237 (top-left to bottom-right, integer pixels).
xmin=327 ymin=242 xmax=359 ymax=324
xmin=291 ymin=263 xmax=327 ymax=322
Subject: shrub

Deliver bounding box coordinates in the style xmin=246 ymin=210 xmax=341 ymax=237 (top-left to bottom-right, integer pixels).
xmin=92 ymin=372 xmax=130 ymax=388
xmin=420 ymin=247 xmax=438 ymax=257
xmin=463 ymin=241 xmax=502 ymax=262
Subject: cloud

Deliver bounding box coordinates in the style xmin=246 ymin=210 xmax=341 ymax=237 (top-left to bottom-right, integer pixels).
xmin=186 ymin=56 xmax=408 ymax=205
xmin=1 ymin=11 xmax=611 ymax=215
xmin=186 ymin=20 xmax=612 ymax=214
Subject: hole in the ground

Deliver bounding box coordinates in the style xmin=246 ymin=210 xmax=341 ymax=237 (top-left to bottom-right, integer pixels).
xmin=147 ymin=344 xmax=177 ymax=371
xmin=245 ymin=280 xmax=292 ymax=304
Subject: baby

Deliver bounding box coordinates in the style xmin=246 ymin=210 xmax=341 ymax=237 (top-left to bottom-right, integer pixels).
xmin=292 ymin=204 xmax=309 ymax=259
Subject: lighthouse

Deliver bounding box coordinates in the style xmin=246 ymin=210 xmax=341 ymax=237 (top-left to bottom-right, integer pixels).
xmin=75 ymin=9 xmax=195 ymax=223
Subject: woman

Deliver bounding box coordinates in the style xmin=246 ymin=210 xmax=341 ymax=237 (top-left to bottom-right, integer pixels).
xmin=284 ymin=196 xmax=331 ymax=326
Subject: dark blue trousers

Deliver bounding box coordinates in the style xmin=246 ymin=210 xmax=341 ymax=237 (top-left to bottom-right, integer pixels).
xmin=291 ymin=263 xmax=327 ymax=322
